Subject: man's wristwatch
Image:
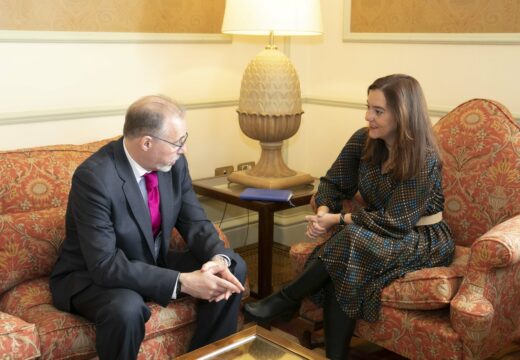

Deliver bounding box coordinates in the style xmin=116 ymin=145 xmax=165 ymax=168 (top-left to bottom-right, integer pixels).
xmin=339 ymin=210 xmax=347 ymax=226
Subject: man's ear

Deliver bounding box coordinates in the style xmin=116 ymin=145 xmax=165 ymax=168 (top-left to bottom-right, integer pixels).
xmin=140 ymin=135 xmax=153 ymax=151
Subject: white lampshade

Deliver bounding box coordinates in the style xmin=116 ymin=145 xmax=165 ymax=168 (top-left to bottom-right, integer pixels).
xmin=222 ymin=0 xmax=322 ymax=36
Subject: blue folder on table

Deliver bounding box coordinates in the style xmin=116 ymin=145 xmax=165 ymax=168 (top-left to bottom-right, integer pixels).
xmin=239 ymin=188 xmax=293 ymax=203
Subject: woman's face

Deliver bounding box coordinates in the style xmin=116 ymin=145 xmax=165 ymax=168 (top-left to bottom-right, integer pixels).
xmin=365 ymin=89 xmax=398 ymax=147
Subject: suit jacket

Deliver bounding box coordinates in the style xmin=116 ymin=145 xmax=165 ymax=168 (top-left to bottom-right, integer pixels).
xmin=50 ymin=137 xmax=233 ymax=311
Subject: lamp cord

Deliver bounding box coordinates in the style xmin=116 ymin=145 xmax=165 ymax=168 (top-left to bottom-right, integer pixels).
xmin=218 ymin=202 xmax=228 ymax=229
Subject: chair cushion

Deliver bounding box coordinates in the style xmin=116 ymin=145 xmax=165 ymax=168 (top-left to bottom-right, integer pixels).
xmin=0 ymin=311 xmax=40 ymax=359
xmin=0 ymin=277 xmax=198 ymax=359
xmin=381 ymin=246 xmax=469 ymax=310
xmin=0 ymin=207 xmax=66 ymax=295
xmin=294 ymin=245 xmax=469 ymax=314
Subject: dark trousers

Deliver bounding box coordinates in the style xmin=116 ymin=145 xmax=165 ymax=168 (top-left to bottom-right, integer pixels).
xmin=72 ymin=251 xmax=247 ymax=360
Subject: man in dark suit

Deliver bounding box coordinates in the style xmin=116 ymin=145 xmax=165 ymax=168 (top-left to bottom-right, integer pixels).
xmin=50 ymin=95 xmax=246 ymax=360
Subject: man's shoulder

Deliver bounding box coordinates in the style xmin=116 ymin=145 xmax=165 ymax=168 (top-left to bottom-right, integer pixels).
xmin=77 ymin=139 xmax=120 ymax=173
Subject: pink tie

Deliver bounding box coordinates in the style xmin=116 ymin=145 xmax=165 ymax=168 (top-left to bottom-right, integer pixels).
xmin=144 ymin=172 xmax=161 ymax=237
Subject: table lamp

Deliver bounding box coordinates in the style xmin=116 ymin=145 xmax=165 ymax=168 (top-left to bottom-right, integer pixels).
xmin=222 ymin=0 xmax=322 ymax=189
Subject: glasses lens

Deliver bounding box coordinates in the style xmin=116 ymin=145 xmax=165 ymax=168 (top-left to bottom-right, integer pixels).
xmin=175 ymin=133 xmax=188 ymax=147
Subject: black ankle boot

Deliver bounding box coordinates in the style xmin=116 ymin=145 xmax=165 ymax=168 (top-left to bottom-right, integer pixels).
xmin=244 ymin=259 xmax=330 ymax=326
xmin=244 ymin=289 xmax=299 ymax=326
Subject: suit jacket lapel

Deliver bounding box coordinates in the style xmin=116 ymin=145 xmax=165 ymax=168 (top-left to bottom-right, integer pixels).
xmin=113 ymin=139 xmax=157 ymax=260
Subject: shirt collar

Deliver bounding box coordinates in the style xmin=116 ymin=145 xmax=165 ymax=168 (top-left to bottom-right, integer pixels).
xmin=123 ymin=138 xmax=149 ymax=183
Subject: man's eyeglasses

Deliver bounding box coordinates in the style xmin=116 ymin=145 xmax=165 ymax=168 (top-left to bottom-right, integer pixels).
xmin=150 ymin=133 xmax=188 ymax=150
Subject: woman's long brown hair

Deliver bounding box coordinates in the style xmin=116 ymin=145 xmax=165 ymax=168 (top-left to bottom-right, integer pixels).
xmin=362 ymin=74 xmax=440 ymax=181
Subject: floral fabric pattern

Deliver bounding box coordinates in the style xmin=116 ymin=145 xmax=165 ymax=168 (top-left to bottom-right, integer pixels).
xmin=0 ymin=311 xmax=40 ymax=359
xmin=290 ymin=99 xmax=520 ymax=359
xmin=0 ymin=277 xmax=199 ymax=359
xmin=0 ymin=137 xmax=247 ymax=359
xmin=380 ymin=245 xmax=469 ymax=310
xmin=434 ymin=99 xmax=519 ymax=247
xmin=0 ymin=207 xmax=66 ymax=295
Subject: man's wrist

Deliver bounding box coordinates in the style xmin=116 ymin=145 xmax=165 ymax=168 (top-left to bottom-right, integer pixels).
xmin=212 ymin=255 xmax=230 ymax=267
xmin=176 ymin=274 xmax=183 ymax=297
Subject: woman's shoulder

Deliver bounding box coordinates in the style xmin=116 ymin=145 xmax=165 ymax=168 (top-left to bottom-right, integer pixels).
xmin=352 ymin=127 xmax=368 ymax=140
xmin=425 ymin=146 xmax=441 ymax=163
xmin=345 ymin=127 xmax=368 ymax=146
xmin=421 ymin=147 xmax=443 ymax=175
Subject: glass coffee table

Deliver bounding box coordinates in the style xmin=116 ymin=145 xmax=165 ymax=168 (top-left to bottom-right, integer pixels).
xmin=176 ymin=325 xmax=326 ymax=359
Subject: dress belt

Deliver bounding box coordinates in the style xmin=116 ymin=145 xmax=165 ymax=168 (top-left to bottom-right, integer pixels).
xmin=416 ymin=212 xmax=443 ymax=226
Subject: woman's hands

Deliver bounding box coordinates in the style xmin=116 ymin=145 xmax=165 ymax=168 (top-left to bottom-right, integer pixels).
xmin=305 ymin=205 xmax=352 ymax=239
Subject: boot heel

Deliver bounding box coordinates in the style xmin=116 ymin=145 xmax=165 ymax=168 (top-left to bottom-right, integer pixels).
xmin=243 ymin=291 xmax=299 ymax=326
xmin=244 ymin=311 xmax=272 ymax=328
xmin=279 ymin=309 xmax=297 ymax=321
xmin=244 ymin=306 xmax=296 ymax=326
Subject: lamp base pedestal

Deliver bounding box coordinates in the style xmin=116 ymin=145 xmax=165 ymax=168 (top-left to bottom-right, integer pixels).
xmin=227 ymin=170 xmax=314 ymax=190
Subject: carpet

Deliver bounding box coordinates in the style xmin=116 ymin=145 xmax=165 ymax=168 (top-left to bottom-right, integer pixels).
xmin=236 ymin=242 xmax=294 ymax=294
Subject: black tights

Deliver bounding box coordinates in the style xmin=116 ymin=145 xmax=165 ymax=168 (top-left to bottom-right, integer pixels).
xmin=324 ymin=281 xmax=356 ymax=360
xmin=285 ymin=259 xmax=356 ymax=360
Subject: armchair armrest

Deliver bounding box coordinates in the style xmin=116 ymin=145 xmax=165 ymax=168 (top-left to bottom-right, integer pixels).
xmin=467 ymin=214 xmax=520 ymax=270
xmin=450 ymin=214 xmax=520 ymax=359
xmin=0 ymin=311 xmax=41 ymax=359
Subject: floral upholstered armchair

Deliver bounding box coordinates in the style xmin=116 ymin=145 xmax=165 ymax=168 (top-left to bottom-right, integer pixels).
xmin=290 ymin=99 xmax=520 ymax=359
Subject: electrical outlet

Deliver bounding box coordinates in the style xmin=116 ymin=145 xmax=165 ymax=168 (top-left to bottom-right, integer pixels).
xmin=237 ymin=161 xmax=255 ymax=171
xmin=214 ymin=165 xmax=234 ymax=176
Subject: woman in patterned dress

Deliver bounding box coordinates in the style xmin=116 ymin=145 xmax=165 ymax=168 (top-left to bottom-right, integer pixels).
xmin=244 ymin=74 xmax=455 ymax=360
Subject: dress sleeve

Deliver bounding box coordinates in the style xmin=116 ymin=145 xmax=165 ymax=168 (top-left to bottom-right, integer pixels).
xmin=351 ymin=153 xmax=442 ymax=238
xmin=315 ymin=128 xmax=366 ymax=213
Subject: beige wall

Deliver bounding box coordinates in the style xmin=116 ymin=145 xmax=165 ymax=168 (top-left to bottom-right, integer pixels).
xmin=288 ymin=0 xmax=520 ymax=177
xmin=0 ymin=34 xmax=264 ymax=179
xmin=1 ymin=0 xmax=519 ymax=180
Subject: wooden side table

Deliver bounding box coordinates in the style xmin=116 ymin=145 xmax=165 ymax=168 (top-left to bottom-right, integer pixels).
xmin=192 ymin=176 xmax=317 ymax=298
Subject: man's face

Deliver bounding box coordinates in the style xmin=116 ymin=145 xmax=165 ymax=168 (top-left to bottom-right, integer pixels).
xmin=146 ymin=115 xmax=188 ymax=172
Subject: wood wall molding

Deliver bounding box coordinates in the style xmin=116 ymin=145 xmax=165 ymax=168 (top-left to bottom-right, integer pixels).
xmin=0 ymin=99 xmax=238 ymax=126
xmin=2 ymin=97 xmax=518 ymax=126
xmin=0 ymin=30 xmax=230 ymax=43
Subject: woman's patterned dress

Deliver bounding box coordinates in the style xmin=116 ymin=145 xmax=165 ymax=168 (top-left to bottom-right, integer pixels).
xmin=308 ymin=128 xmax=455 ymax=322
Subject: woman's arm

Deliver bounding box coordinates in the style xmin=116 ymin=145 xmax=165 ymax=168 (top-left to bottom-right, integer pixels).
xmin=315 ymin=128 xmax=366 ymax=213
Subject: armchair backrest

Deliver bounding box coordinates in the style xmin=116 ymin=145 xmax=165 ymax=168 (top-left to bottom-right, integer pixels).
xmin=433 ymin=99 xmax=520 ymax=247
xmin=0 ymin=137 xmax=116 ymax=295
